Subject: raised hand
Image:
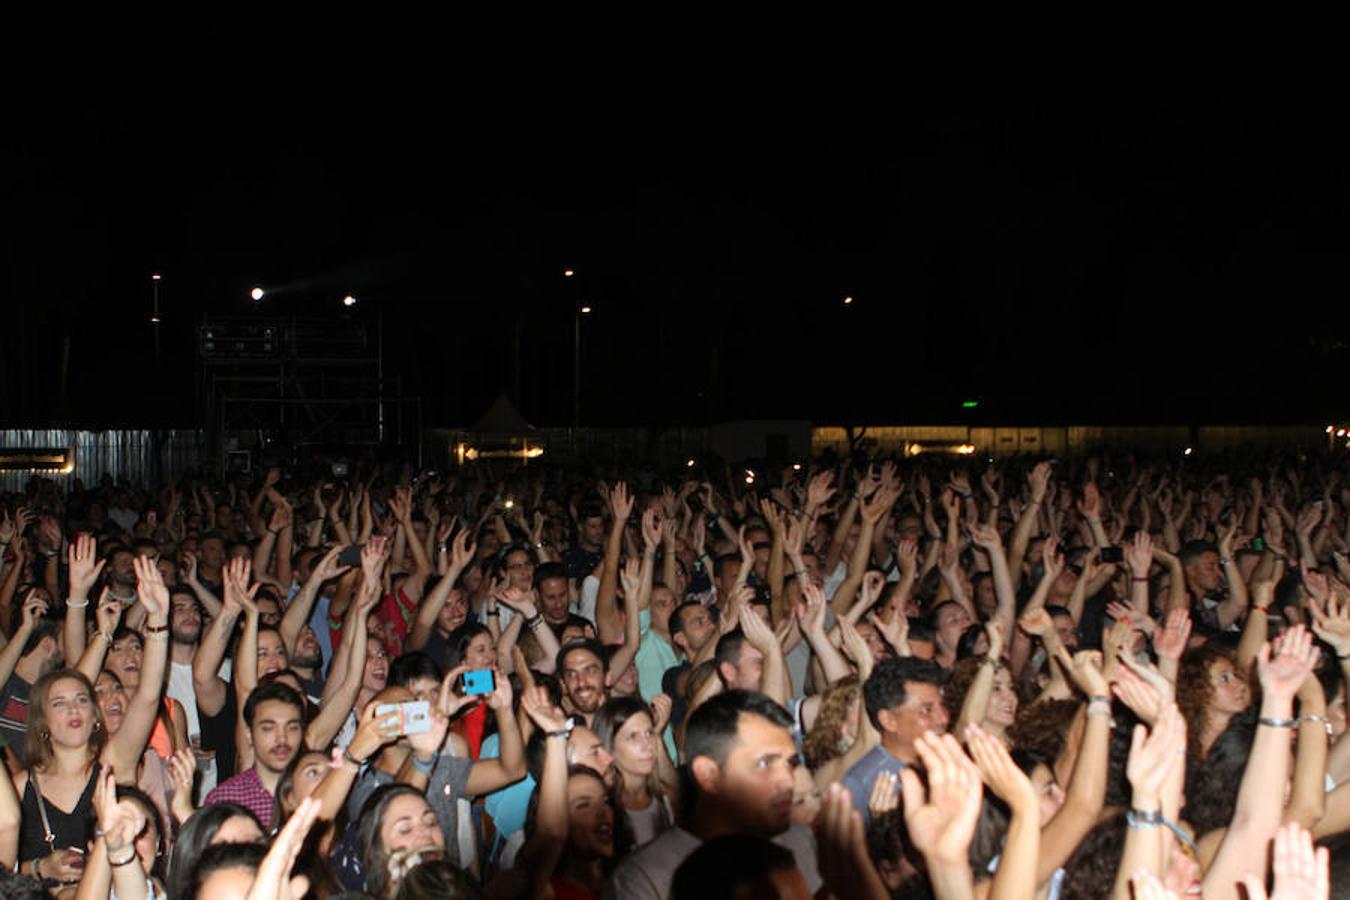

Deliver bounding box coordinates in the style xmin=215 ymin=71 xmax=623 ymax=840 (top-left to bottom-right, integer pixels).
xmin=520 ymin=684 xmax=570 ymax=734
xmin=1111 ymin=662 xmax=1165 ymax=726
xmin=360 ymin=535 xmax=390 ymax=584
xmin=1257 ymin=626 xmax=1320 ymax=704
xmin=245 ymin=796 xmax=321 ymax=900
xmin=610 ymin=482 xmax=634 ymax=522
xmin=641 ymin=506 xmax=661 ymax=551
xmin=738 ymin=603 xmax=778 ymax=654
xmin=95 ymin=588 xmax=122 ymax=636
xmin=1125 ymin=530 xmax=1153 ymax=578
xmin=1040 ymin=536 xmax=1064 ymax=581
xmin=1056 ymin=648 xmax=1108 ymax=697
xmin=1238 ymin=822 xmax=1331 ymax=900
xmin=966 ymin=723 xmax=1038 ymax=820
xmin=816 ymin=784 xmax=890 ymax=900
xmin=967 ymin=521 xmax=1003 ymax=553
xmin=984 ymin=620 xmax=1005 ymax=661
xmin=223 ymin=556 xmax=258 ymax=616
xmin=134 ymin=554 xmax=170 ymax=623
xmin=1308 ymin=587 xmax=1350 ymax=657
xmin=95 ymin=767 xmax=146 ymax=857
xmin=1027 ymin=461 xmax=1053 ymax=503
xmin=1151 ymin=608 xmax=1192 ymax=662
xmin=20 ymin=591 xmax=48 ymax=631
xmin=650 ymin=693 xmax=673 ymax=734
xmin=807 ymin=471 xmax=836 ymax=509
xmin=867 ymin=770 xmax=900 ymax=818
xmin=868 ymin=610 xmax=910 ymax=656
xmin=899 ymin=732 xmax=984 ymax=867
xmin=67 ymin=533 xmax=105 ymax=600
xmin=168 ymin=747 xmax=198 ymax=825
xmin=1018 ymin=607 xmax=1054 ymax=639
xmin=1126 ymin=702 xmax=1186 ymax=806
xmin=1106 ymin=601 xmax=1156 ymax=636
xmin=1077 ymin=482 xmax=1102 ymax=521
xmin=310 ymin=544 xmax=352 ymax=584
xmin=497 ymin=586 xmax=540 ymax=619
xmin=796 ymin=582 xmax=829 ymax=636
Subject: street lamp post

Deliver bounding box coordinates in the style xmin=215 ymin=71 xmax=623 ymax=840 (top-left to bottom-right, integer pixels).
xmin=573 ymin=306 xmax=591 ymax=427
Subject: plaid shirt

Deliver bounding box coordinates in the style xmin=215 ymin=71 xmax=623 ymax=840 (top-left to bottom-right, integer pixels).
xmin=203 ymin=766 xmax=274 ymax=828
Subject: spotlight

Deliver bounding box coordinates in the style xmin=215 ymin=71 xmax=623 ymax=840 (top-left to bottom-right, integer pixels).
xmin=843 ymin=295 xmax=854 ymax=306
xmin=151 ymin=273 xmax=162 ymax=282
xmin=686 ymin=459 xmax=696 ymax=468
xmin=563 ymin=268 xmax=575 ymax=278
xmin=250 ymin=287 xmax=265 ymax=301
xmin=1338 ymin=430 xmax=1346 ymax=438
xmin=342 ymin=295 xmax=358 ymax=308
xmin=792 ymin=463 xmax=802 ymax=471
xmin=1184 ymin=447 xmax=1194 ymax=456
xmin=579 ymin=306 xmax=592 ymax=314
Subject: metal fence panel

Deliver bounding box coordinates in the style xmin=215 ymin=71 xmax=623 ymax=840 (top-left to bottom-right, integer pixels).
xmin=0 ymin=430 xmax=205 ymax=494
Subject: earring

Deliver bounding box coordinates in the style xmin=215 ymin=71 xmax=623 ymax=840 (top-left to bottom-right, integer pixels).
xmin=40 ymin=731 xmax=49 ymax=742
xmin=92 ymin=720 xmax=101 ymax=732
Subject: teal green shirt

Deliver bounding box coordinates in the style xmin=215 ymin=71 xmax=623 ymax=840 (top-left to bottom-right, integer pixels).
xmin=635 ymin=608 xmax=680 ymax=759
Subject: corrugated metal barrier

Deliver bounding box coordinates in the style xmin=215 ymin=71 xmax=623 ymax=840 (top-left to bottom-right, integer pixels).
xmin=0 ymin=430 xmax=205 ymax=493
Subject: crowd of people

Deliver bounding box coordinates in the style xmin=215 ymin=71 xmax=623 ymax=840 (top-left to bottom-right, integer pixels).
xmin=0 ymin=452 xmax=1345 ymax=899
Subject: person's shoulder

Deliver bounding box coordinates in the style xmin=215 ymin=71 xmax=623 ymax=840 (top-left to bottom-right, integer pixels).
xmin=603 ymin=828 xmax=697 ymax=900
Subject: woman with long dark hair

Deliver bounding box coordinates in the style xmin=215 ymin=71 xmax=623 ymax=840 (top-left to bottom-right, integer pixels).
xmin=12 ymin=557 xmax=169 ymax=886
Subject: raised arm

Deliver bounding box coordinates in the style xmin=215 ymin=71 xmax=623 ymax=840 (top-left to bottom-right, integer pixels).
xmin=307 ymin=565 xmax=380 ymax=750
xmin=968 ymin=522 xmax=1015 ymax=637
xmin=1036 ymin=651 xmax=1111 ymax=885
xmin=1202 ymin=627 xmax=1320 ymax=900
xmin=954 ymin=623 xmax=1003 ymax=738
xmin=1008 ymin=462 xmax=1052 ymax=590
xmin=738 ymin=604 xmax=788 ymax=706
xmin=180 ymin=551 xmax=222 ymax=619
xmin=0 ymin=594 xmax=43 ymax=701
xmin=64 ymin=533 xmax=105 ymax=668
xmin=967 ymin=724 xmax=1039 ymax=900
xmin=408 ymin=530 xmax=473 ymax=653
xmin=464 ymin=674 xmax=528 ymax=796
xmin=604 ymin=556 xmax=644 ymax=682
xmin=279 ymin=544 xmax=350 ymax=655
xmin=1110 ymin=702 xmax=1186 ymax=900
xmin=831 ymin=485 xmax=897 ymax=615
xmin=594 ymin=483 xmax=634 ymax=644
xmin=106 ymin=556 xmax=171 ymax=784
xmin=499 ymin=586 xmax=561 ymax=675
xmin=1212 ymin=523 xmax=1250 ymax=630
xmin=192 ymin=570 xmax=244 ymax=718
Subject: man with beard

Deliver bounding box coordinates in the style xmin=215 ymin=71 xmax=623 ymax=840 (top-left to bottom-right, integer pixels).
xmin=602 ymin=691 xmax=821 ymax=900
xmin=165 ymin=586 xmax=219 ymax=797
xmin=556 ymin=639 xmax=609 ymax=726
xmin=203 ymin=681 xmax=305 ymax=828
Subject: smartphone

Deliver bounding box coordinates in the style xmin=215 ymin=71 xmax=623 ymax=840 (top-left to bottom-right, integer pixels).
xmin=460 ymin=669 xmax=496 ymax=696
xmin=1251 ymin=536 xmax=1266 ymax=552
xmin=338 ymin=544 xmax=363 ymax=567
xmin=375 ymin=700 xmax=432 ymax=736
xmin=1099 ymin=545 xmax=1124 ymax=564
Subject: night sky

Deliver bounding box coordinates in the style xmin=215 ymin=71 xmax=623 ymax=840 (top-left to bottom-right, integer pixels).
xmin=4 ymin=13 xmax=1350 ymax=432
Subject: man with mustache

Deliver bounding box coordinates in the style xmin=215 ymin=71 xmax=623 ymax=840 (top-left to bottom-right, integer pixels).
xmin=202 ymin=681 xmax=305 ymax=827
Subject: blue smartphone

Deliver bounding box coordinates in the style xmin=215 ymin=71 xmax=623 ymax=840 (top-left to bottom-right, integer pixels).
xmin=461 ymin=669 xmax=495 ymax=696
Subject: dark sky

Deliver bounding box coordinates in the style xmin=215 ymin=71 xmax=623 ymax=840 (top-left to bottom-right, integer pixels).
xmin=4 ymin=12 xmax=1350 ymax=434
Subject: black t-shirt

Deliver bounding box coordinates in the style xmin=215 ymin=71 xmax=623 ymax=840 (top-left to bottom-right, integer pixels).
xmin=199 ymin=688 xmax=238 ymax=781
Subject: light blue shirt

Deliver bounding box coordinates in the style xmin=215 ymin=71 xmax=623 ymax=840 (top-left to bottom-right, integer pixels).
xmin=839 ymin=744 xmax=908 ymax=828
